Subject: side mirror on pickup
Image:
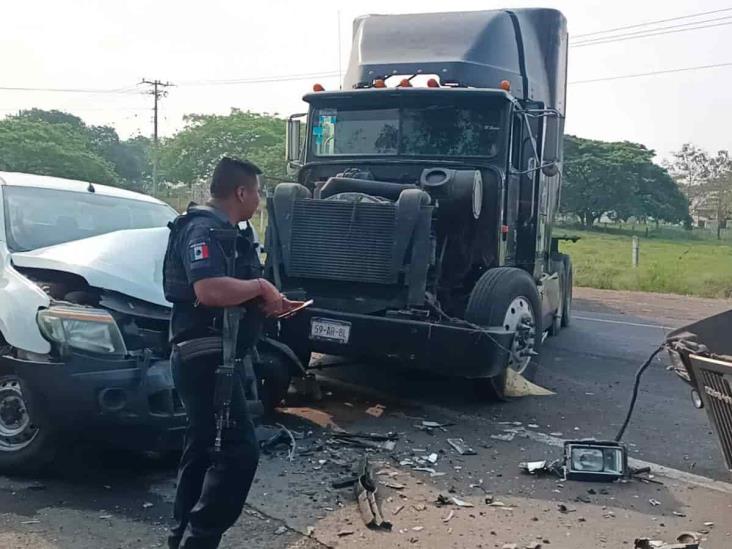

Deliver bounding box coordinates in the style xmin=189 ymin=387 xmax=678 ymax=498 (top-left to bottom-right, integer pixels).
xmin=541 ymin=112 xmax=563 ymax=177
xmin=286 ymin=114 xmax=307 ymax=166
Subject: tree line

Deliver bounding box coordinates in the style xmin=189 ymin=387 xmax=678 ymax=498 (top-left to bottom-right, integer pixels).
xmin=3 ymin=108 xmax=729 ymax=235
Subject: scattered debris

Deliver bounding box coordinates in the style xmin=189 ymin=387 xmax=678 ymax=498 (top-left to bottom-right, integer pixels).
xmin=354 ymin=457 xmax=392 ymax=530
xmin=420 ymin=420 xmax=453 ymax=430
xmin=703 ymin=521 xmax=714 ymax=527
xmin=99 ymin=515 xmax=113 ymax=520
xmin=382 ymin=481 xmax=405 ymax=490
xmin=20 ymin=520 xmax=40 ymax=525
xmin=365 ymin=404 xmax=386 ymax=417
xmin=528 ymin=423 xmax=539 ymax=429
xmin=142 ymin=502 xmax=154 ymax=509
xmin=502 ymin=544 xmax=518 ymax=549
xmin=550 ymin=432 xmax=563 ymax=437
xmin=393 ymin=504 xmax=405 ymax=515
xmin=414 ymin=467 xmax=437 ymax=475
xmin=330 ymin=430 xmax=398 ymax=451
xmin=442 ymin=510 xmax=455 ymax=522
xmin=490 ymin=432 xmax=516 ymax=442
xmin=648 ymin=498 xmax=661 ymax=507
xmin=306 ymin=526 xmax=315 ymax=536
xmin=558 ymin=504 xmax=575 ymax=514
xmin=575 ymin=495 xmax=592 ymax=504
xmin=435 ymin=494 xmax=451 ymax=506
xmin=446 ymin=438 xmax=477 ymax=455
xmin=332 ymin=475 xmax=359 ymax=489
xmin=337 ymin=529 xmax=355 ymax=537
xmin=635 ymin=532 xmax=700 ymax=549
xmin=276 ymin=423 xmax=297 ymax=461
xmin=519 ymin=460 xmax=548 ymax=474
xmin=412 ymin=504 xmax=426 ymax=512
xmin=672 ymin=511 xmax=687 ymax=517
xmin=526 ymin=543 xmax=542 ymax=549
xmin=677 ymin=532 xmax=701 ymax=544
xmin=426 ymin=453 xmax=439 ymax=464
xmin=451 ymin=497 xmax=473 ymax=508
xmin=484 ymin=495 xmax=495 ymax=504
xmin=274 ymin=526 xmax=288 ymax=535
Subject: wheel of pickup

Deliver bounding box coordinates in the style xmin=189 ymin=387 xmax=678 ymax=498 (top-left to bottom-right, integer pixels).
xmin=465 ymin=268 xmax=543 ymax=400
xmin=0 ymin=374 xmax=57 ymax=473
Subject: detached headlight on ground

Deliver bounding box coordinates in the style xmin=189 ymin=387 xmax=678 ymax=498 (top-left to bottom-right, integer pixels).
xmin=37 ymin=306 xmax=127 ymax=356
xmin=564 ymin=440 xmax=628 ymax=481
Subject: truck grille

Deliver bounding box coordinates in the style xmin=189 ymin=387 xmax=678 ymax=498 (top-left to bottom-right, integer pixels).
xmin=690 ymin=355 xmax=732 ymax=470
xmin=288 ymin=200 xmax=398 ymax=284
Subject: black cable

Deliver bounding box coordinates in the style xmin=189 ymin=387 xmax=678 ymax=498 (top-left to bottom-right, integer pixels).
xmin=614 ymin=345 xmax=666 ymax=442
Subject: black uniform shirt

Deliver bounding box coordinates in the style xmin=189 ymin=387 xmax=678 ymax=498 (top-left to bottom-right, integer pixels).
xmin=167 ymin=206 xmax=262 ymax=344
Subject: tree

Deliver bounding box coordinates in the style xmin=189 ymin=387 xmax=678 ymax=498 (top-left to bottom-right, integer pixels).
xmin=158 ymin=109 xmax=286 ymax=189
xmin=668 ymin=144 xmax=732 ymax=238
xmin=0 ymin=117 xmax=119 ymax=184
xmin=14 ymin=109 xmax=151 ymax=190
xmin=562 ymin=136 xmax=687 ymax=228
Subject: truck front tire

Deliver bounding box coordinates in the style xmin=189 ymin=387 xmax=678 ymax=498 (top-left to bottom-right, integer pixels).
xmin=465 ymin=268 xmax=543 ymax=400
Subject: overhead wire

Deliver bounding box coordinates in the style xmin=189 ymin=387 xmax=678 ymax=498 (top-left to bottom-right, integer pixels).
xmin=568 ymin=61 xmax=732 ymax=85
xmin=572 ymin=19 xmax=732 ymax=48
xmin=572 ymin=7 xmax=732 ymax=38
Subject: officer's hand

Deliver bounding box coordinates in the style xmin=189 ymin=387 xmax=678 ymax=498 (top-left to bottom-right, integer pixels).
xmin=257 ymin=279 xmax=286 ymax=317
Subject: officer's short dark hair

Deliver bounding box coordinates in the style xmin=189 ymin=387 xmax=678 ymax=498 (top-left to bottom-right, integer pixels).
xmin=210 ymin=156 xmax=262 ymax=198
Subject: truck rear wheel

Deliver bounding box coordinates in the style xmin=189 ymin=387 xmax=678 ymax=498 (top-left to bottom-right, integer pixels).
xmin=465 ymin=268 xmax=542 ymax=400
xmin=0 ymin=374 xmax=57 ymax=473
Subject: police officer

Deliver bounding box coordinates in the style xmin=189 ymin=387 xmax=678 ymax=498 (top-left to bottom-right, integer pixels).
xmin=163 ymin=157 xmax=299 ymax=549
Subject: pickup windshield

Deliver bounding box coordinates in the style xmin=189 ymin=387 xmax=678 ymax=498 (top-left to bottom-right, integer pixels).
xmin=311 ymin=101 xmax=504 ymax=158
xmin=3 ymin=186 xmax=176 ymax=252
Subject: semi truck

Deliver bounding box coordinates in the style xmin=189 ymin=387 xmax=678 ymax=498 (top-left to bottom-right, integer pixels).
xmin=265 ymin=8 xmax=571 ymax=398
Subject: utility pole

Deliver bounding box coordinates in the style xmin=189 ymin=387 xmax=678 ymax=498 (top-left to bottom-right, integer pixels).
xmin=140 ymin=78 xmax=173 ymax=196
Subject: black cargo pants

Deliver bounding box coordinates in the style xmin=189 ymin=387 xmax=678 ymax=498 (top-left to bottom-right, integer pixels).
xmin=168 ymin=346 xmax=260 ymax=549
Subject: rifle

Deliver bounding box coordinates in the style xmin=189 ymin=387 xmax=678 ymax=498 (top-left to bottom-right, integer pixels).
xmin=209 ymin=228 xmax=262 ymax=453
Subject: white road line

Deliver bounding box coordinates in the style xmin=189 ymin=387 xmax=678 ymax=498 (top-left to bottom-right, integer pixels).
xmin=319 ymin=375 xmax=732 ymax=496
xmin=574 ymin=315 xmax=672 ymax=330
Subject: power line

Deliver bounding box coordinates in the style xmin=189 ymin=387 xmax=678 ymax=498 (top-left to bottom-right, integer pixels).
xmin=573 ymin=19 xmax=732 ymax=48
xmin=573 ymin=15 xmax=732 ymax=45
xmin=177 ymin=71 xmax=340 ymax=87
xmin=0 ymin=85 xmax=139 ymax=94
xmin=568 ymin=61 xmax=732 ymax=85
xmin=140 ymin=79 xmax=174 ymax=195
xmin=573 ymin=7 xmax=732 ymax=38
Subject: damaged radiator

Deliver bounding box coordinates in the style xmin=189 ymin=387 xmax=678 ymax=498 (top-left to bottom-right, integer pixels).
xmin=288 ymin=200 xmax=397 ymax=284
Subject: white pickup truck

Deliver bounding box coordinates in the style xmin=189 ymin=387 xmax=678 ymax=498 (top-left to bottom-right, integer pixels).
xmin=0 ymin=171 xmax=188 ymax=471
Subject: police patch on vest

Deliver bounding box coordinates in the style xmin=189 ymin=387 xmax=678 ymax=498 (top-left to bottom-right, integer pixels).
xmin=190 ymin=241 xmax=210 ymax=262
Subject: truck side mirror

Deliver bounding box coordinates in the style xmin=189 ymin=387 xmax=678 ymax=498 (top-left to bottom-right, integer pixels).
xmin=286 ymin=117 xmax=302 ymax=163
xmin=542 ymin=114 xmax=563 ymax=177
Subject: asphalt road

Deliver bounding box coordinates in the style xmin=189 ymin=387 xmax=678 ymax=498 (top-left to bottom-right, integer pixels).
xmin=320 ymin=304 xmax=730 ymax=481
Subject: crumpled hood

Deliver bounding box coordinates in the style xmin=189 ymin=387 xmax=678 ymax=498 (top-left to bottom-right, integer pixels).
xmin=11 ymin=227 xmax=171 ymax=307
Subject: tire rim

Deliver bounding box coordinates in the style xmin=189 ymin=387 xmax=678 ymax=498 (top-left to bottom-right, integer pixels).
xmin=502 ymin=297 xmax=536 ymax=375
xmin=0 ymin=377 xmax=39 ymax=452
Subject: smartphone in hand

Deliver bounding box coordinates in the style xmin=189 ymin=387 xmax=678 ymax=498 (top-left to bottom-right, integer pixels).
xmin=277 ymin=299 xmax=314 ymax=319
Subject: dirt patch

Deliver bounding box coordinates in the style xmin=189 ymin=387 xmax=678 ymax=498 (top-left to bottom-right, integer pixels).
xmin=574 ymin=287 xmax=732 ymax=325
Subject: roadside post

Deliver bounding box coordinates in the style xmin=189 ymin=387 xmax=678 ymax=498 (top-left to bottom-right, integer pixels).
xmin=632 ymin=236 xmax=639 ymax=267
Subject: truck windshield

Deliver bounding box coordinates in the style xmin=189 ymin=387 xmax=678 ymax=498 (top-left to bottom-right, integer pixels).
xmin=311 ymin=102 xmax=503 ymax=158
xmin=3 ymin=186 xmax=176 ymax=252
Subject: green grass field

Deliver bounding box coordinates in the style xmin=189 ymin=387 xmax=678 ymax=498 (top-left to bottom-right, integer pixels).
xmin=555 ymin=227 xmax=732 ymax=298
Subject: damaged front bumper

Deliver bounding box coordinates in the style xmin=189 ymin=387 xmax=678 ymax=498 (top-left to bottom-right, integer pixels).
xmin=1 ymin=350 xmax=186 ymax=450
xmin=282 ymin=307 xmax=513 ymax=378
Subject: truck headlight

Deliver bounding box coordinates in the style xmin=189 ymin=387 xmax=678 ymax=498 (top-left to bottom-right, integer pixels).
xmin=564 ymin=440 xmax=628 ymax=481
xmin=37 ymin=306 xmax=127 ymax=356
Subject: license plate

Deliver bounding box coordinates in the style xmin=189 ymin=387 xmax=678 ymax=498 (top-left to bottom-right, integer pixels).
xmin=310 ymin=318 xmax=351 ymax=344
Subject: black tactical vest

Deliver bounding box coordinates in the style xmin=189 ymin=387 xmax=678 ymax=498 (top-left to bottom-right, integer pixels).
xmin=163 ymin=204 xmax=264 ymax=346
